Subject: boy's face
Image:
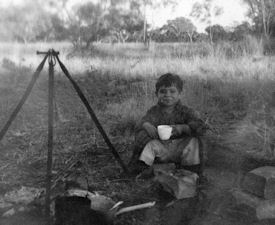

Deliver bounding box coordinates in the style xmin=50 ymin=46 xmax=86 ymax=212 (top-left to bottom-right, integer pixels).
xmin=157 ymin=85 xmax=181 ymax=107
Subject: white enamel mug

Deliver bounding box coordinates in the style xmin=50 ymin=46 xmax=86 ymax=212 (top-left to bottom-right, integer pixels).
xmin=157 ymin=125 xmax=173 ymax=140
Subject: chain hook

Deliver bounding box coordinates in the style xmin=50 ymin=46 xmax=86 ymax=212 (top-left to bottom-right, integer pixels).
xmin=48 ymin=49 xmax=56 ymax=66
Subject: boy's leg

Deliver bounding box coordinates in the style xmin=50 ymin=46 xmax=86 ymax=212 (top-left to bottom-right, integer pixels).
xmin=138 ymin=138 xmax=200 ymax=166
xmin=128 ymin=140 xmax=165 ymax=177
xmin=139 ymin=140 xmax=168 ymax=166
xmin=129 ymin=130 xmax=153 ymax=166
xmin=180 ymin=138 xmax=200 ymax=166
xmin=139 ymin=138 xmax=192 ymax=166
xmin=179 ymin=138 xmax=202 ymax=175
xmin=128 ymin=145 xmax=142 ymax=165
xmin=128 ymin=145 xmax=148 ymax=175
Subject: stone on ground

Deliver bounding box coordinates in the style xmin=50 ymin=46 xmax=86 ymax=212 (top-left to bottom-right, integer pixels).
xmin=232 ymin=189 xmax=262 ymax=209
xmin=2 ymin=208 xmax=15 ymax=217
xmin=0 ymin=199 xmax=13 ymax=214
xmin=154 ymin=167 xmax=198 ymax=199
xmin=241 ymin=166 xmax=275 ymax=199
xmin=232 ymin=166 xmax=275 ymax=221
xmin=256 ymin=199 xmax=275 ymax=220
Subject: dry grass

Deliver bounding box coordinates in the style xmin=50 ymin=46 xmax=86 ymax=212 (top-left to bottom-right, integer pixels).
xmin=0 ymin=38 xmax=275 ymax=161
xmin=1 ymin=39 xmax=274 ymax=225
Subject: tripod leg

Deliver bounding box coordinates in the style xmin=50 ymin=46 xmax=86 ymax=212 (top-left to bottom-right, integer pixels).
xmin=55 ymin=55 xmax=129 ymax=174
xmin=45 ymin=58 xmax=54 ymax=221
xmin=0 ymin=54 xmax=48 ymax=141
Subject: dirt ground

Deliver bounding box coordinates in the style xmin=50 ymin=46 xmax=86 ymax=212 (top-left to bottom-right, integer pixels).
xmin=1 ymin=143 xmax=275 ymax=225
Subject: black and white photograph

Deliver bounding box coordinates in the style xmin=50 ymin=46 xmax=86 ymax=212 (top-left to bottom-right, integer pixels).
xmin=0 ymin=0 xmax=275 ymax=224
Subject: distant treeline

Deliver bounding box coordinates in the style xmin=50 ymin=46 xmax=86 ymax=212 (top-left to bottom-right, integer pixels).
xmin=1 ymin=0 xmax=275 ymax=47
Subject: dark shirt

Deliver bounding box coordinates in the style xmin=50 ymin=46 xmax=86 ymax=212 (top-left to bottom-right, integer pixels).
xmin=134 ymin=100 xmax=206 ymax=153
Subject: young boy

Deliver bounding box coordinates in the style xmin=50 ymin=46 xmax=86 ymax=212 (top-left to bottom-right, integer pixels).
xmin=129 ymin=73 xmax=207 ymax=176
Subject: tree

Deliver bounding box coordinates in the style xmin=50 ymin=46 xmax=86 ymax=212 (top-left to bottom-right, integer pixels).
xmin=190 ymin=0 xmax=223 ymax=43
xmin=167 ymin=17 xmax=197 ymax=42
xmin=49 ymin=14 xmax=69 ymax=41
xmin=74 ymin=2 xmax=108 ymax=47
xmin=0 ymin=0 xmax=73 ymax=42
xmin=231 ymin=21 xmax=253 ymax=40
xmin=129 ymin=0 xmax=178 ymax=45
xmin=151 ymin=25 xmax=179 ymax=42
xmin=0 ymin=1 xmax=52 ymax=42
xmin=243 ymin=0 xmax=275 ymax=39
xmin=0 ymin=0 xmax=176 ymax=44
xmin=205 ymin=24 xmax=226 ymax=42
xmin=104 ymin=5 xmax=143 ymax=43
xmin=64 ymin=0 xmax=145 ymax=46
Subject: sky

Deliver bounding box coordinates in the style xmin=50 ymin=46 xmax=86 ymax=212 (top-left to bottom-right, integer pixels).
xmin=0 ymin=0 xmax=249 ymax=32
xmin=147 ymin=0 xmax=249 ymax=31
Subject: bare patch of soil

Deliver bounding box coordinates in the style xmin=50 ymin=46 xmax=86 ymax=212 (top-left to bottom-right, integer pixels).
xmin=1 ymin=140 xmax=275 ymax=225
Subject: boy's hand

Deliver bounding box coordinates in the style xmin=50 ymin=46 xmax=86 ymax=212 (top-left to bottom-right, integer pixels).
xmin=142 ymin=122 xmax=159 ymax=139
xmin=172 ymin=124 xmax=191 ymax=136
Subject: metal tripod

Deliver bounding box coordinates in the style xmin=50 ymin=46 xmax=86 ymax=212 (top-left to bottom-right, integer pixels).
xmin=0 ymin=49 xmax=128 ymax=223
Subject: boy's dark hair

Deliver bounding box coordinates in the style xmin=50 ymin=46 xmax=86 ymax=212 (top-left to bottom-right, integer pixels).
xmin=155 ymin=73 xmax=184 ymax=93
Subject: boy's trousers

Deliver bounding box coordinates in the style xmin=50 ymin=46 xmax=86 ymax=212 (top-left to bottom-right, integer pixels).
xmin=139 ymin=138 xmax=200 ymax=166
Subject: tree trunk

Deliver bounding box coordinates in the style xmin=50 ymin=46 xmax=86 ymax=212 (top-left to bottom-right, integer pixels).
xmin=143 ymin=3 xmax=147 ymax=45
xmin=187 ymin=32 xmax=193 ymax=43
xmin=261 ymin=0 xmax=269 ymax=39
xmin=209 ymin=25 xmax=213 ymax=44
